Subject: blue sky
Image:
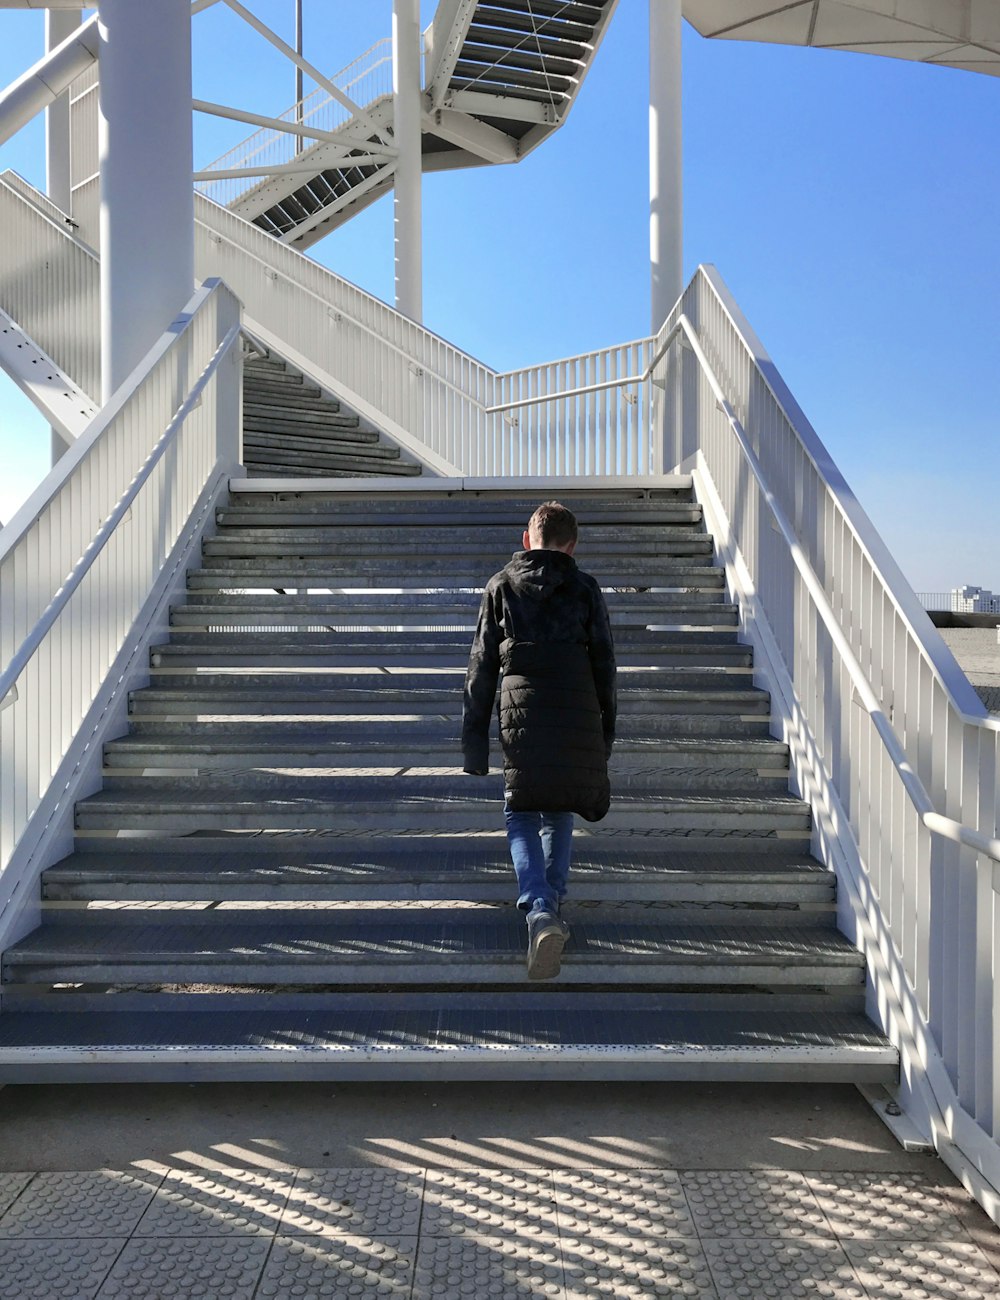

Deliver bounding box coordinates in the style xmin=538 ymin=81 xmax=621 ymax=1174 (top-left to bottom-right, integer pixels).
xmin=0 ymin=1 xmax=997 ymax=592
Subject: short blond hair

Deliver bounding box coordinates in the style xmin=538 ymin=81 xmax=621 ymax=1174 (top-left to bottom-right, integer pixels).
xmin=527 ymin=501 xmax=578 ymax=548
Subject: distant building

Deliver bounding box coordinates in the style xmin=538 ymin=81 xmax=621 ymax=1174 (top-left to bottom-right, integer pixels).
xmin=951 ymin=586 xmax=1000 ymax=614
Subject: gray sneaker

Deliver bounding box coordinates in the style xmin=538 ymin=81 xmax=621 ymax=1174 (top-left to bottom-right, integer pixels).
xmin=526 ymin=901 xmax=570 ymax=980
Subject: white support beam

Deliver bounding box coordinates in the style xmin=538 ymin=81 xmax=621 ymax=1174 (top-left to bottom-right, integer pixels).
xmin=650 ymin=0 xmax=683 ymax=331
xmin=393 ymin=0 xmax=423 ymax=322
xmin=195 ymin=154 xmax=392 ymax=182
xmin=0 ymin=14 xmax=98 ymax=148
xmin=425 ymin=0 xmax=478 ymax=108
xmin=427 ymin=107 xmax=517 ymax=164
xmin=0 ymin=307 xmax=98 ymax=442
xmin=444 ymin=88 xmax=553 ymax=125
xmin=220 ymin=0 xmax=393 ymax=147
xmin=193 ymin=98 xmax=393 ymax=154
xmin=99 ymin=0 xmax=194 ymax=399
xmin=45 ymin=10 xmax=80 ymax=216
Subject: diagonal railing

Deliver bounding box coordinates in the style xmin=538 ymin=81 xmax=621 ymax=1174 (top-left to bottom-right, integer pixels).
xmin=0 ymin=279 xmax=241 ymax=921
xmin=661 ymin=265 xmax=1000 ymax=1218
xmin=196 ymin=38 xmax=394 ymax=210
xmin=195 ymin=192 xmax=658 ymax=477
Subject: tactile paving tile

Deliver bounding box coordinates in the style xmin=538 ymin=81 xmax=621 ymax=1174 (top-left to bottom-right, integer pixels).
xmin=553 ymin=1169 xmax=695 ymax=1238
xmin=844 ymin=1239 xmax=1000 ymax=1300
xmin=134 ymin=1166 xmax=292 ymax=1237
xmin=0 ymin=1174 xmax=31 ymax=1219
xmin=0 ymin=1170 xmax=162 ymax=1238
xmin=421 ymin=1168 xmax=558 ymax=1237
xmin=563 ymin=1234 xmax=716 ymax=1298
xmin=0 ymin=1237 xmax=124 ymax=1300
xmin=804 ymin=1173 xmax=972 ymax=1239
xmin=255 ymin=1233 xmax=417 ymax=1298
xmin=682 ymin=1170 xmax=833 ymax=1239
xmin=703 ymin=1237 xmax=865 ymax=1299
xmin=281 ymin=1166 xmax=424 ymax=1236
xmin=412 ymin=1232 xmax=563 ymax=1299
xmin=97 ymin=1235 xmax=269 ymax=1299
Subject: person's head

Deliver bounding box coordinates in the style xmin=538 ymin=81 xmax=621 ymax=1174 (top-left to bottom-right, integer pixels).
xmin=523 ymin=501 xmax=578 ymax=555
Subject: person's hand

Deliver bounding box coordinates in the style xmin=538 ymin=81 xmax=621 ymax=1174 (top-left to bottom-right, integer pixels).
xmin=463 ymin=766 xmax=488 ymax=776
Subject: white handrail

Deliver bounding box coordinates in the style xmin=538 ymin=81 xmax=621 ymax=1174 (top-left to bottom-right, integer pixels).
xmin=675 ymin=310 xmax=1000 ymax=868
xmin=485 ymin=330 xmax=676 ymax=414
xmin=696 ymin=265 xmax=997 ymax=735
xmin=0 ymin=321 xmax=241 ymax=710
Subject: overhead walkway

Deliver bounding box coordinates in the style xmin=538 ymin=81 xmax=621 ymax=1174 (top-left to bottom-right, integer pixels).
xmin=197 ymin=0 xmax=618 ymax=248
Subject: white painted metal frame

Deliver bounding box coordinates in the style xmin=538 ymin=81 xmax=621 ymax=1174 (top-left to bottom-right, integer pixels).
xmin=0 ymin=171 xmax=100 ymax=398
xmin=0 ymin=279 xmax=241 ymax=952
xmin=195 ymin=39 xmax=395 ymax=210
xmin=196 ymin=194 xmax=659 ymax=477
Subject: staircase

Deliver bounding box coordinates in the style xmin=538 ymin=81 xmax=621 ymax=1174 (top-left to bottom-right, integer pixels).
xmin=199 ymin=1 xmax=619 ymax=249
xmin=241 ymin=348 xmax=423 ymax=479
xmin=0 ymin=485 xmax=897 ymax=1082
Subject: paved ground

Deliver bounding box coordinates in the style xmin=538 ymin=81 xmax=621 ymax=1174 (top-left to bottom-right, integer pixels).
xmin=0 ymin=1080 xmax=997 ymax=1297
xmin=937 ymin=627 xmax=1000 ymax=713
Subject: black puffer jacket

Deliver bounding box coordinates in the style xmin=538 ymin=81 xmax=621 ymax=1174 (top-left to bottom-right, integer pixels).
xmin=462 ymin=549 xmax=616 ymax=822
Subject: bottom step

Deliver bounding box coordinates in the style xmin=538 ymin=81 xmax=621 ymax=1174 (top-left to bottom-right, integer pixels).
xmin=0 ymin=994 xmax=897 ymax=1084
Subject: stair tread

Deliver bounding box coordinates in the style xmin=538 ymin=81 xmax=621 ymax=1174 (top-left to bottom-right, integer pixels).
xmin=0 ymin=1004 xmax=893 ymax=1058
xmin=45 ymin=842 xmax=826 ymax=880
xmin=103 ymin=733 xmax=788 ymax=756
xmin=6 ymin=915 xmax=860 ymax=965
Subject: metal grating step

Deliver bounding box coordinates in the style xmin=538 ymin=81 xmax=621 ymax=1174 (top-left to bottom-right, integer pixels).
xmin=42 ymin=841 xmax=833 ymax=903
xmin=0 ymin=1000 xmax=896 ymax=1084
xmin=3 ymin=914 xmax=863 ymax=988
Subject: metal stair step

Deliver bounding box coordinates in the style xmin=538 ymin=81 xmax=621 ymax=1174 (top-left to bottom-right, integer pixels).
xmin=217 ymin=501 xmax=705 ymax=527
xmin=103 ymin=732 xmax=789 ymax=769
xmin=43 ymin=841 xmax=831 ymax=903
xmin=242 ymin=462 xmax=424 ymax=480
xmin=74 ymin=786 xmax=811 ymax=834
xmin=0 ymin=996 xmax=897 ymax=1084
xmin=244 ymin=419 xmax=375 ymax=444
xmin=186 ymin=564 xmax=728 ymax=589
xmin=178 ymin=589 xmax=730 ymax=612
xmin=125 ymin=712 xmax=774 ymax=737
xmin=243 ymin=372 xmax=320 ymax=392
xmin=200 ymin=535 xmax=715 ymax=558
xmin=2 ymin=912 xmax=860 ymax=988
xmin=167 ymin=603 xmax=740 ymax=630
xmin=126 ymin=685 xmax=774 ymax=719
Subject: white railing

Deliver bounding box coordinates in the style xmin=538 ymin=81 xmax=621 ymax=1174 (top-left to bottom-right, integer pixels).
xmin=197 ymin=38 xmax=394 ymax=209
xmin=0 ymin=279 xmax=241 ymax=889
xmin=666 ymin=264 xmax=1000 ymax=1211
xmin=0 ymin=171 xmax=100 ymax=400
xmin=195 ymin=194 xmax=659 ymax=476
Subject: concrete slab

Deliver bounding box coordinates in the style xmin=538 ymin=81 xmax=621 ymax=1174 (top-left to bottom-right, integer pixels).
xmin=0 ymin=1080 xmax=957 ymax=1177
xmin=0 ymin=1081 xmax=996 ymax=1297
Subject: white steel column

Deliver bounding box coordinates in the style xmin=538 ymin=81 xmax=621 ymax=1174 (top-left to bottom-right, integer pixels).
xmin=47 ymin=11 xmax=80 ymax=465
xmin=649 ymin=0 xmax=683 ymax=332
xmin=45 ymin=10 xmax=79 ymax=216
xmin=392 ymin=0 xmax=423 ymax=322
xmin=97 ymin=0 xmax=194 ymax=400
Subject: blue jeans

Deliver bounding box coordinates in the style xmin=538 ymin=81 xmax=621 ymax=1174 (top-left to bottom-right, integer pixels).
xmin=504 ymin=807 xmax=574 ymax=911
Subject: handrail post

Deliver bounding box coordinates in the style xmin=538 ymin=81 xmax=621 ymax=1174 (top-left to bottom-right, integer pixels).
xmin=392 ymin=0 xmax=423 ymax=322
xmin=649 ymin=0 xmax=683 ymax=334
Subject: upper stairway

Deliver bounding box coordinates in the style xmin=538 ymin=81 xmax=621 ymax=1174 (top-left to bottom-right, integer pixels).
xmin=242 ymin=347 xmax=423 ymax=479
xmin=197 ymin=1 xmax=618 ymax=249
xmin=0 ymin=484 xmax=896 ymax=1083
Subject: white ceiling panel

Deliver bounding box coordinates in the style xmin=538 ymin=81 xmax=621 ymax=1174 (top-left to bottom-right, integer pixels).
xmin=713 ymin=7 xmax=817 ymax=46
xmin=684 ymin=0 xmax=1000 ymax=78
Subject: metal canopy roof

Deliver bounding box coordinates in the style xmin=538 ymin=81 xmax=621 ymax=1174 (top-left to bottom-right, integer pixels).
xmin=683 ymin=0 xmax=1000 ymax=78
